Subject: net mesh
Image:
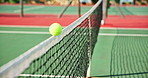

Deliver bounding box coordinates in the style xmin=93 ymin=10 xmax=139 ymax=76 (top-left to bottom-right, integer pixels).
xmin=0 ymin=0 xmax=102 ymax=78
xmin=19 ymin=4 xmax=102 ymax=78
xmin=20 ymin=21 xmax=90 ymax=78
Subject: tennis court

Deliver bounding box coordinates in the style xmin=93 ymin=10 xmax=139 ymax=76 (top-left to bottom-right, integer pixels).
xmin=0 ymin=0 xmax=148 ymax=78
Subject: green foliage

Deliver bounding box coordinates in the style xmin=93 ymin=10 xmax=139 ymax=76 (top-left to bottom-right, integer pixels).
xmin=9 ymin=0 xmax=19 ymax=3
xmin=0 ymin=0 xmax=5 ymax=3
xmin=115 ymin=0 xmax=120 ymax=3
xmin=110 ymin=0 xmax=120 ymax=3
xmin=0 ymin=0 xmax=8 ymax=3
xmin=91 ymin=0 xmax=98 ymax=4
xmin=0 ymin=0 xmax=30 ymax=3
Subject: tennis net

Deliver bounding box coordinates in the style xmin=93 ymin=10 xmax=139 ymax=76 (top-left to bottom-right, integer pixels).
xmin=0 ymin=0 xmax=102 ymax=78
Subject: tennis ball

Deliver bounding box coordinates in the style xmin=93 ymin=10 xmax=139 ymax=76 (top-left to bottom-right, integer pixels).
xmin=49 ymin=23 xmax=62 ymax=36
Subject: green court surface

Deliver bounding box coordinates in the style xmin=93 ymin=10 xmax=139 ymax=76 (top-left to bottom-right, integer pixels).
xmin=0 ymin=5 xmax=148 ymax=15
xmin=91 ymin=36 xmax=148 ymax=78
xmin=0 ymin=26 xmax=148 ymax=78
xmin=91 ymin=28 xmax=148 ymax=77
xmin=0 ymin=26 xmax=50 ymax=66
xmin=108 ymin=6 xmax=148 ymax=15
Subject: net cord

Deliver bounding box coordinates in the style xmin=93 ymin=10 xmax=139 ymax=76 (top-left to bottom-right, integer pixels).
xmin=0 ymin=0 xmax=102 ymax=78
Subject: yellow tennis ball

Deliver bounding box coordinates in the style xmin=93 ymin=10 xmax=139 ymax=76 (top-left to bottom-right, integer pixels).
xmin=49 ymin=23 xmax=62 ymax=36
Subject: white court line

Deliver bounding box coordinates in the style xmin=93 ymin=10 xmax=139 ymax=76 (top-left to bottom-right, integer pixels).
xmin=0 ymin=31 xmax=148 ymax=37
xmin=0 ymin=25 xmax=49 ymax=28
xmin=100 ymin=27 xmax=148 ymax=30
xmin=14 ymin=6 xmax=44 ymax=13
xmin=19 ymin=74 xmax=84 ymax=78
xmin=0 ymin=31 xmax=49 ymax=34
xmin=99 ymin=33 xmax=148 ymax=37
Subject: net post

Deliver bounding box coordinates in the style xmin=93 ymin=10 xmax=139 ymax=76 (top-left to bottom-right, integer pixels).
xmin=86 ymin=16 xmax=92 ymax=77
xmin=101 ymin=0 xmax=107 ymax=25
xmin=20 ymin=0 xmax=24 ymax=17
xmin=78 ymin=0 xmax=81 ymax=17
